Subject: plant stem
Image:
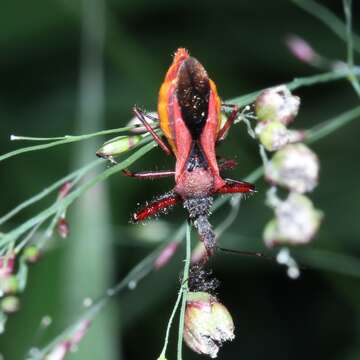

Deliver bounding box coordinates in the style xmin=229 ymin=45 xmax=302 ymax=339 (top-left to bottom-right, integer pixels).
xmin=231 ymin=66 xmax=360 ymax=108
xmin=291 ymin=0 xmax=360 ymax=54
xmin=30 ymin=224 xmax=187 ymax=359
xmin=0 ymin=126 xmax=134 ymax=163
xmin=306 ymin=105 xmax=360 ymax=144
xmin=177 ymin=222 xmax=191 ymax=360
xmin=0 ymin=159 xmax=101 ymax=226
xmin=0 ymin=141 xmax=156 ymax=250
xmin=343 ymin=0 xmax=360 ymax=98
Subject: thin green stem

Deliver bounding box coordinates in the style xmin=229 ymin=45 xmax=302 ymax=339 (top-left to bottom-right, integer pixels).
xmin=177 ymin=222 xmax=191 ymax=360
xmin=343 ymin=0 xmax=360 ymax=98
xmin=0 ymin=142 xmax=156 ymax=250
xmin=0 ymin=126 xmax=134 ymax=163
xmin=158 ymin=287 xmax=184 ymax=359
xmin=0 ymin=159 xmax=101 ymax=226
xmin=344 ymin=0 xmax=354 ymax=68
xmin=30 ymin=224 xmax=187 ymax=359
xmin=291 ymin=0 xmax=360 ymax=54
xmin=296 ymin=248 xmax=360 ymax=278
xmin=306 ymin=105 xmax=360 ymax=144
xmin=230 ymin=66 xmax=360 ymax=108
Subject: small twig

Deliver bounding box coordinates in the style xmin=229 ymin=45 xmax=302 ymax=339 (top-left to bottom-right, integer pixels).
xmin=291 ymin=0 xmax=360 ymax=54
xmin=177 ymin=222 xmax=191 ymax=360
xmin=343 ymin=0 xmax=360 ymax=98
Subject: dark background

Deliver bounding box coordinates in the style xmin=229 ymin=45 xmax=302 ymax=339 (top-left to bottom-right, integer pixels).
xmin=0 ymin=0 xmax=360 ymax=359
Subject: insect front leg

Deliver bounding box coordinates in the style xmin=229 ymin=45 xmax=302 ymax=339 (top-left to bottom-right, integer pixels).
xmin=122 ymin=169 xmax=175 ymax=179
xmin=217 ymin=103 xmax=240 ymax=142
xmin=133 ymin=106 xmax=173 ymax=156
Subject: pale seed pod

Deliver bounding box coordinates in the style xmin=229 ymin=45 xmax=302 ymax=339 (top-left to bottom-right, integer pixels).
xmin=96 ymin=135 xmax=142 ymax=160
xmin=264 ymin=193 xmax=322 ymax=247
xmin=184 ymin=291 xmax=235 ymax=358
xmin=255 ymin=85 xmax=300 ymax=125
xmin=265 ymin=143 xmax=319 ymax=193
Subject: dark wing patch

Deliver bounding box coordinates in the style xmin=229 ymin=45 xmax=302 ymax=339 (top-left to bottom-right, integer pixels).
xmin=177 ymin=57 xmax=210 ymax=139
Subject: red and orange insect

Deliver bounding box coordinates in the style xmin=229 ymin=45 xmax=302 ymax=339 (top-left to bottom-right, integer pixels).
xmin=124 ymin=48 xmax=255 ymax=258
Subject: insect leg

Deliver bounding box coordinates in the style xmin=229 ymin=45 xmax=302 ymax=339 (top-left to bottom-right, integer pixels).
xmin=132 ymin=193 xmax=181 ymax=222
xmin=216 ymin=178 xmax=256 ymax=194
xmin=133 ymin=106 xmax=172 ymax=155
xmin=217 ymin=104 xmax=240 ymax=142
xmin=122 ymin=169 xmax=175 ymax=179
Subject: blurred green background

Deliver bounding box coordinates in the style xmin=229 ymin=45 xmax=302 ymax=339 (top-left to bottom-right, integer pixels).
xmin=1 ymin=0 xmax=360 ymax=359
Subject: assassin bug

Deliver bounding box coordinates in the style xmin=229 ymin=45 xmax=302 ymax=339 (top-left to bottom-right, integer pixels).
xmin=124 ymin=48 xmax=255 ymax=258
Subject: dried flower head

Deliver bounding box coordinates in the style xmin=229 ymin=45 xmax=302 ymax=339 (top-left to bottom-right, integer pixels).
xmin=264 ymin=193 xmax=322 ymax=247
xmin=265 ymin=143 xmax=319 ymax=193
xmin=255 ymin=85 xmax=300 ymax=125
xmin=184 ymin=291 xmax=235 ymax=358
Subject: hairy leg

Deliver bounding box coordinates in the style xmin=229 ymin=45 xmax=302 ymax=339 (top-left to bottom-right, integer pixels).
xmin=132 ymin=192 xmax=181 ymax=222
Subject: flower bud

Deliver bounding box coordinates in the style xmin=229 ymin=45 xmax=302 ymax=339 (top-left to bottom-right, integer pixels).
xmin=45 ymin=342 xmax=70 ymax=360
xmin=58 ymin=182 xmax=72 ymax=199
xmin=96 ymin=135 xmax=142 ymax=160
xmin=154 ymin=241 xmax=179 ymax=270
xmin=285 ymin=35 xmax=319 ymax=64
xmin=127 ymin=112 xmax=158 ymax=134
xmin=255 ymin=85 xmax=300 ymax=125
xmin=1 ymin=296 xmax=20 ymax=314
xmin=184 ymin=292 xmax=235 ymax=358
xmin=0 ymin=275 xmax=19 ymax=294
xmin=0 ymin=255 xmax=15 ymax=278
xmin=265 ymin=143 xmax=319 ymax=193
xmin=255 ymin=121 xmax=288 ymax=151
xmin=23 ymin=246 xmax=41 ymax=264
xmin=57 ymin=218 xmax=70 ymax=239
xmin=264 ymin=193 xmax=322 ymax=247
xmin=71 ymin=320 xmax=91 ymax=346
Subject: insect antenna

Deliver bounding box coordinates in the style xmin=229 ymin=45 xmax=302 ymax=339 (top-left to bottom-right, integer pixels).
xmin=216 ymin=246 xmax=277 ymax=263
xmin=216 ymin=246 xmax=307 ymax=270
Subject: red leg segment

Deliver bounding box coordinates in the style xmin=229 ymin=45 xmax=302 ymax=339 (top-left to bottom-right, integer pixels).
xmin=133 ymin=193 xmax=181 ymax=222
xmin=133 ymin=106 xmax=172 ymax=155
xmin=216 ymin=179 xmax=256 ymax=194
xmin=123 ymin=169 xmax=175 ymax=179
xmin=217 ymin=104 xmax=240 ymax=142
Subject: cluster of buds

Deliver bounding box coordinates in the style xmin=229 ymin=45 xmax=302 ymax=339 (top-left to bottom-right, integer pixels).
xmin=44 ymin=320 xmax=91 ymax=360
xmin=0 ymin=254 xmax=20 ymax=315
xmin=255 ymin=86 xmax=322 ymax=251
xmin=254 ymin=85 xmax=304 ymax=151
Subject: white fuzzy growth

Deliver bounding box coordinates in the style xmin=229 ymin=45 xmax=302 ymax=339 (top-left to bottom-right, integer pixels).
xmin=266 ymin=143 xmax=319 ymax=193
xmin=264 ymin=193 xmax=322 ymax=247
